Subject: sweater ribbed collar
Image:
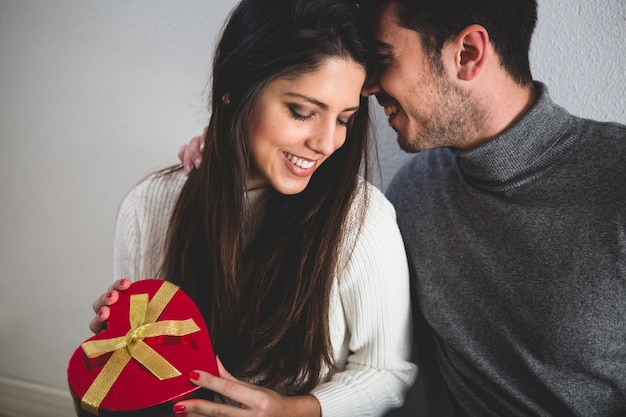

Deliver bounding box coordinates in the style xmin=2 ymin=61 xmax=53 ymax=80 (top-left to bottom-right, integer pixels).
xmin=452 ymin=82 xmax=574 ymax=191
xmin=243 ymin=186 xmax=269 ymax=240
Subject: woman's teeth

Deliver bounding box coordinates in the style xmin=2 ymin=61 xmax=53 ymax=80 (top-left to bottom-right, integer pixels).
xmin=384 ymin=104 xmax=399 ymax=116
xmin=284 ymin=152 xmax=314 ymax=169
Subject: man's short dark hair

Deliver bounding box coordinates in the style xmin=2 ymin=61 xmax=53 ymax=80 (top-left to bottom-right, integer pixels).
xmin=363 ymin=0 xmax=537 ymax=85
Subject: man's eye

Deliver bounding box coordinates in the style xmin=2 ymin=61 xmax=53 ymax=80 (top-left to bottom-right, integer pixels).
xmin=367 ymin=54 xmax=389 ymax=75
xmin=377 ymin=54 xmax=391 ymax=66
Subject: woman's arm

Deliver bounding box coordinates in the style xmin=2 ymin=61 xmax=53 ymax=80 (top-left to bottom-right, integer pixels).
xmin=312 ymin=182 xmax=417 ymax=417
xmin=113 ymin=171 xmax=186 ymax=281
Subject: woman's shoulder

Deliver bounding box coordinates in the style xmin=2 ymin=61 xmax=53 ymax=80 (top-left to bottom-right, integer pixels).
xmin=125 ymin=167 xmax=186 ymax=201
xmin=114 ymin=168 xmax=186 ymax=281
xmin=351 ymin=176 xmax=397 ymax=222
xmin=335 ymin=176 xmax=408 ymax=286
xmin=129 ymin=167 xmax=186 ymax=198
xmin=118 ymin=167 xmax=187 ymax=221
xmin=338 ymin=177 xmax=400 ymax=262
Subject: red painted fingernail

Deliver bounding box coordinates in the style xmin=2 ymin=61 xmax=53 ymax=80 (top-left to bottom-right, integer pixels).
xmin=120 ymin=279 xmax=128 ymax=286
xmin=107 ymin=291 xmax=113 ymax=298
xmin=189 ymin=371 xmax=200 ymax=380
xmin=173 ymin=404 xmax=185 ymax=412
xmin=98 ymin=308 xmax=104 ymax=317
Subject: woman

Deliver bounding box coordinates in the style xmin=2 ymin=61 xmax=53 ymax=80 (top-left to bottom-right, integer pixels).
xmin=91 ymin=0 xmax=416 ymax=416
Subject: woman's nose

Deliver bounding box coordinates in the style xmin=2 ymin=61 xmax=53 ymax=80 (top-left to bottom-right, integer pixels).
xmin=307 ymin=123 xmax=340 ymax=156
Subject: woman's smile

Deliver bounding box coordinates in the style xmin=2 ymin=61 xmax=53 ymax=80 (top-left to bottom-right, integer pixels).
xmin=282 ymin=151 xmax=316 ymax=171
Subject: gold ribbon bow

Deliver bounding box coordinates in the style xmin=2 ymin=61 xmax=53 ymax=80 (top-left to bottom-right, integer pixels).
xmin=80 ymin=281 xmax=200 ymax=415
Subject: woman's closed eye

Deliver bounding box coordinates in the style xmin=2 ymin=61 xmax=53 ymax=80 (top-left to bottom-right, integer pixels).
xmin=337 ymin=117 xmax=350 ymax=127
xmin=338 ymin=111 xmax=358 ymax=127
xmin=288 ymin=104 xmax=355 ymax=127
xmin=288 ymin=105 xmax=314 ymax=122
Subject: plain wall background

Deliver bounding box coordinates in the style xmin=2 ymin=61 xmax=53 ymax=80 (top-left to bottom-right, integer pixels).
xmin=0 ymin=1 xmax=624 ymax=415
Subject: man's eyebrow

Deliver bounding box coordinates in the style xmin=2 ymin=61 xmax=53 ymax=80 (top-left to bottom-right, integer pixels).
xmin=373 ymin=39 xmax=393 ymax=53
xmin=284 ymin=93 xmax=359 ymax=112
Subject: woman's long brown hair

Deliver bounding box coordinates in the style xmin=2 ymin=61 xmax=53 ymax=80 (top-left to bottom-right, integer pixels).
xmin=160 ymin=0 xmax=371 ymax=394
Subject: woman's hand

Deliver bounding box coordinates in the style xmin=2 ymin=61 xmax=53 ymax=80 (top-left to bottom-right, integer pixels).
xmin=89 ymin=278 xmax=132 ymax=333
xmin=178 ymin=128 xmax=206 ymax=175
xmin=173 ymin=357 xmax=321 ymax=417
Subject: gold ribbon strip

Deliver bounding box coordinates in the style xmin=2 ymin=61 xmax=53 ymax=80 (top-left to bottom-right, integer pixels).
xmin=79 ymin=282 xmax=200 ymax=415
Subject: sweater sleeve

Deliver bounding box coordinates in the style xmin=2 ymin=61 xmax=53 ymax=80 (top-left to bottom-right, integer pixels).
xmin=311 ymin=183 xmax=417 ymax=417
xmin=113 ymin=182 xmax=142 ymax=281
xmin=113 ymin=171 xmax=185 ymax=282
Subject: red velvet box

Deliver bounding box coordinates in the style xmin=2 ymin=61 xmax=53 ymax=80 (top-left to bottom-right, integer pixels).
xmin=68 ymin=279 xmax=218 ymax=416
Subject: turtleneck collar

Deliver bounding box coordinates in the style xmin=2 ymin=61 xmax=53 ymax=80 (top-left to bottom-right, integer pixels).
xmin=452 ymin=82 xmax=574 ymax=191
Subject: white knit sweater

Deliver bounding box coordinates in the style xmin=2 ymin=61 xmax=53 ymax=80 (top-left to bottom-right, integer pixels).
xmin=113 ymin=170 xmax=417 ymax=417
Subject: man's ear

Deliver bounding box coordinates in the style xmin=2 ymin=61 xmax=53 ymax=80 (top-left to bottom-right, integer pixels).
xmin=452 ymin=24 xmax=489 ymax=81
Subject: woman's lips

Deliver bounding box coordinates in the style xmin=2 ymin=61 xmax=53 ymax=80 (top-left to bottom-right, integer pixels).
xmin=282 ymin=151 xmax=317 ymax=176
xmin=283 ymin=151 xmax=315 ymax=169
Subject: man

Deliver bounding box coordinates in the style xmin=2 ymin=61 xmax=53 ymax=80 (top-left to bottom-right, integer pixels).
xmin=361 ymin=1 xmax=626 ymax=416
xmin=181 ymin=1 xmax=626 ymax=415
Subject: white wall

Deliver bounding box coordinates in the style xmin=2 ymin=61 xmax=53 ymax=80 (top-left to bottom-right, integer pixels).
xmin=0 ymin=1 xmax=624 ymax=416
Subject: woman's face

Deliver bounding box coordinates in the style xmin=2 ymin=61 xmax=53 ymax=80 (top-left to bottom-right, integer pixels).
xmin=247 ymin=57 xmax=366 ymax=194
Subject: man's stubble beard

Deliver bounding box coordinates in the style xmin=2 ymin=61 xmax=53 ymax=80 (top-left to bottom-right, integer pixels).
xmin=397 ymin=73 xmax=487 ymax=153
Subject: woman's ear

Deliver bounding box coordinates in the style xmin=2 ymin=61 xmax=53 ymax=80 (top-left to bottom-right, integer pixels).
xmin=451 ymin=24 xmax=489 ymax=81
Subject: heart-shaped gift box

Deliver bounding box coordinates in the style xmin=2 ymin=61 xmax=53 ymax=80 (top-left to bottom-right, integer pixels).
xmin=68 ymin=279 xmax=218 ymax=416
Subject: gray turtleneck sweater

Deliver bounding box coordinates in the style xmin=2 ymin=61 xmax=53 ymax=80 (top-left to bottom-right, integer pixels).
xmin=387 ymin=83 xmax=626 ymax=416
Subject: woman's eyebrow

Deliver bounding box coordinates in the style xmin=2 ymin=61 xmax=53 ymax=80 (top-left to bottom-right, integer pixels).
xmin=285 ymin=92 xmax=359 ymax=112
xmin=285 ymin=92 xmax=328 ymax=109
